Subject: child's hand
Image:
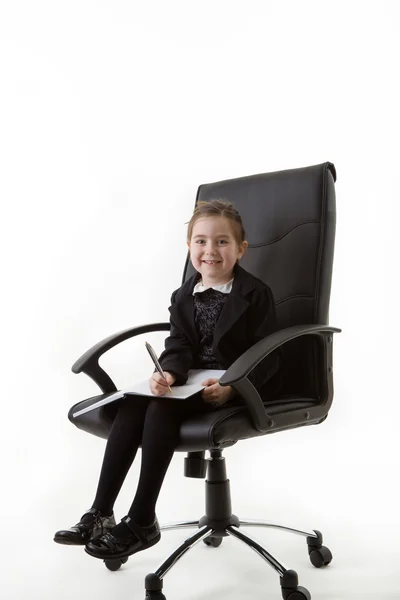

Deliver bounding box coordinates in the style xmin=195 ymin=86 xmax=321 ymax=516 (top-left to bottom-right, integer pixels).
xmin=201 ymin=378 xmax=234 ymax=407
xmin=150 ymin=371 xmax=176 ymax=396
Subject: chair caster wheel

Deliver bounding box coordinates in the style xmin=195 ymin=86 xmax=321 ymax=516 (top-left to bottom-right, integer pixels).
xmin=203 ymin=535 xmax=223 ymax=548
xmin=307 ymin=530 xmax=332 ymax=567
xmin=281 ymin=571 xmax=310 ymax=600
xmin=309 ymin=546 xmax=332 ymax=568
xmin=284 ymin=586 xmax=311 ymax=600
xmin=145 ymin=573 xmax=166 ymax=598
xmin=104 ymin=556 xmax=128 ymax=571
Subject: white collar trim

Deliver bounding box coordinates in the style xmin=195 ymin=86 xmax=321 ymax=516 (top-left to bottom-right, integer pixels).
xmin=193 ymin=278 xmax=234 ymax=295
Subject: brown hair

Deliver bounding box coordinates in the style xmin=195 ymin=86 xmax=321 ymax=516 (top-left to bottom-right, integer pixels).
xmin=187 ymin=198 xmax=246 ymax=245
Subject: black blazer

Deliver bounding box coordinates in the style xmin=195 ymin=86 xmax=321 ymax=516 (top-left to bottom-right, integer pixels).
xmin=159 ymin=264 xmax=282 ymax=401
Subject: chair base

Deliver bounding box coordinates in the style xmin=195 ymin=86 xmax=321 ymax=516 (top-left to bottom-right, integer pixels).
xmin=106 ymin=450 xmax=332 ymax=599
xmin=143 ymin=519 xmax=331 ymax=600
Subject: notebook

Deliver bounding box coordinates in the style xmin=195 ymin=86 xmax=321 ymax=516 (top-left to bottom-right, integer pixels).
xmin=72 ymin=369 xmax=225 ymax=418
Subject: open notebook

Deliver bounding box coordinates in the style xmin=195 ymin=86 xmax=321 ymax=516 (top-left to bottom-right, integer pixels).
xmin=72 ymin=369 xmax=225 ymax=418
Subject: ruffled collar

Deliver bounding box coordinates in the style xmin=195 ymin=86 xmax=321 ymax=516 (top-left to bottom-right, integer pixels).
xmin=192 ymin=278 xmax=234 ymax=295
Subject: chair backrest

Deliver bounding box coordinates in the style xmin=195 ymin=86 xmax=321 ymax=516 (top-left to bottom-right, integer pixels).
xmin=182 ymin=162 xmax=337 ymax=398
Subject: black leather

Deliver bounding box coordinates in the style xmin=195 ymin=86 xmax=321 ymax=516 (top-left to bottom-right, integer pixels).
xmin=85 ymin=516 xmax=161 ymax=559
xmin=68 ymin=162 xmax=339 ymax=454
xmin=189 ymin=162 xmax=337 ymax=398
xmin=53 ymin=508 xmax=116 ymax=546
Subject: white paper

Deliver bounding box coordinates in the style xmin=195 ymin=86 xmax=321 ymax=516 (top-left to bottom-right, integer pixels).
xmin=72 ymin=369 xmax=225 ymax=418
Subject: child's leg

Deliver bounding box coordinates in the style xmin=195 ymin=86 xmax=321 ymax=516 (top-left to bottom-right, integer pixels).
xmin=84 ymin=394 xmax=211 ymax=555
xmin=54 ymin=395 xmax=152 ymax=545
xmin=123 ymin=394 xmax=207 ymax=526
xmin=90 ymin=394 xmax=150 ymax=515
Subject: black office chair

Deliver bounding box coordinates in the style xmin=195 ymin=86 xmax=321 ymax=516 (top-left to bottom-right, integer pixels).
xmin=68 ymin=162 xmax=340 ymax=600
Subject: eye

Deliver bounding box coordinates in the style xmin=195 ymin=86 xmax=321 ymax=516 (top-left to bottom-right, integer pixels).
xmin=195 ymin=239 xmax=205 ymax=244
xmin=218 ymin=240 xmax=228 ymax=245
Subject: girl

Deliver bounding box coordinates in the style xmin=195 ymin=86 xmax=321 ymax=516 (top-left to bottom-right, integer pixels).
xmin=54 ymin=199 xmax=281 ymax=560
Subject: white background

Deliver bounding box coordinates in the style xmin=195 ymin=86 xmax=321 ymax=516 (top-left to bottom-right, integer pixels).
xmin=1 ymin=1 xmax=399 ymax=599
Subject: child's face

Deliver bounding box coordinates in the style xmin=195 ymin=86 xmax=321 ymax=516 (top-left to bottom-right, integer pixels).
xmin=187 ymin=216 xmax=248 ymax=285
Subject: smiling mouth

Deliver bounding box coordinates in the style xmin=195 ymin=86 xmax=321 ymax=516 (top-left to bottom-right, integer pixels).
xmin=203 ymin=260 xmax=221 ymax=265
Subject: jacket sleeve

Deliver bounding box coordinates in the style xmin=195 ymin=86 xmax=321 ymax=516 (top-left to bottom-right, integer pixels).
xmin=246 ymin=285 xmax=281 ymax=391
xmin=158 ymin=290 xmax=194 ymax=385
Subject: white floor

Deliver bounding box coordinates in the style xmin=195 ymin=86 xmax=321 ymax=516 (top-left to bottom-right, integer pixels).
xmin=4 ymin=424 xmax=400 ymax=600
xmin=4 ymin=368 xmax=399 ymax=600
xmin=5 ymin=516 xmax=400 ymax=600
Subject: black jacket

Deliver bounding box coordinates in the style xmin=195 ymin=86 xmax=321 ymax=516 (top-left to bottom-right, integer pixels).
xmin=159 ymin=264 xmax=282 ymax=400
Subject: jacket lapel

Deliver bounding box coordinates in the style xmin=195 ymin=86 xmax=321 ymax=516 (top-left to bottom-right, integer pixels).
xmin=213 ymin=292 xmax=249 ymax=344
xmin=169 ymin=264 xmax=257 ymax=352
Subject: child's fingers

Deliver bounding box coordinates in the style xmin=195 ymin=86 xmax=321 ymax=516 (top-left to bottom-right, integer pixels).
xmin=164 ymin=372 xmax=175 ymax=385
xmin=201 ymin=378 xmax=219 ymax=387
xmin=152 ymin=373 xmax=169 ymax=387
xmin=153 ymin=371 xmax=175 ymax=387
xmin=201 ymin=382 xmax=218 ymax=398
xmin=150 ymin=373 xmax=169 ymax=396
xmin=151 ymin=384 xmax=167 ymax=396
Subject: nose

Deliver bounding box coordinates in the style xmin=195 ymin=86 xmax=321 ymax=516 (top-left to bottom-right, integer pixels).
xmin=204 ymin=241 xmax=217 ymax=255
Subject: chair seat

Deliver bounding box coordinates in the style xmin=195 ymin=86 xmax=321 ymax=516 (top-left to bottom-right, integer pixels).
xmin=69 ymin=394 xmax=318 ymax=452
xmin=177 ymin=396 xmax=318 ymax=451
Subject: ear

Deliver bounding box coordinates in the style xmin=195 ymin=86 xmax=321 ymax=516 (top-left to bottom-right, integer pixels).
xmin=238 ymin=240 xmax=248 ymax=260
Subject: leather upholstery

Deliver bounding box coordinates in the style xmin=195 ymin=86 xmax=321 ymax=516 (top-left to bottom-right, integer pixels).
xmin=69 ymin=392 xmax=318 ymax=451
xmin=68 ymin=162 xmax=338 ymax=451
xmin=187 ymin=162 xmax=337 ymax=398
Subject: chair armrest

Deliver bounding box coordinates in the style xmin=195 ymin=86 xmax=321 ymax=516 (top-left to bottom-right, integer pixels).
xmin=219 ymin=324 xmax=341 ymax=433
xmin=72 ymin=322 xmax=171 ymax=393
xmin=220 ymin=324 xmax=341 ymax=385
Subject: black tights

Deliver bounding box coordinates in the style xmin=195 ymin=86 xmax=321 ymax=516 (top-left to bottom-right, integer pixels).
xmin=91 ymin=393 xmax=211 ymax=525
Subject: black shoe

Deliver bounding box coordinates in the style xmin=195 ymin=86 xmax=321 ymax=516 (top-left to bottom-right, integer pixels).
xmin=54 ymin=508 xmax=116 ymax=546
xmin=85 ymin=515 xmax=161 ymax=559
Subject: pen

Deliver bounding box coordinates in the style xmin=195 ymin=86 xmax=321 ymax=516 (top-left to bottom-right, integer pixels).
xmin=145 ymin=341 xmax=173 ymax=393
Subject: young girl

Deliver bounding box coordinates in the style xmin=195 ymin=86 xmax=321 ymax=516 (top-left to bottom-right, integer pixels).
xmin=54 ymin=199 xmax=281 ymax=560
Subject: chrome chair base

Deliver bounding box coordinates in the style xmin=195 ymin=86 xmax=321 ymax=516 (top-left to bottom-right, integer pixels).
xmin=142 ymin=451 xmax=332 ymax=599
xmin=143 ymin=518 xmax=331 ymax=600
xmin=156 ymin=517 xmax=317 ymax=577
